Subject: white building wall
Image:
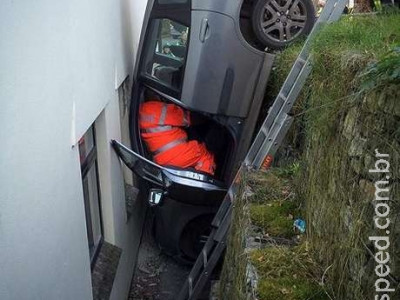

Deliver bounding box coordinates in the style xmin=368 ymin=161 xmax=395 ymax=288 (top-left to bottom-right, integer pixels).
xmin=0 ymin=0 xmax=147 ymax=299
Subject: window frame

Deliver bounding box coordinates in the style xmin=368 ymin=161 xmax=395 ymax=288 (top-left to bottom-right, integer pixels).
xmin=79 ymin=126 xmax=104 ymax=269
xmin=138 ymin=3 xmax=191 ymax=100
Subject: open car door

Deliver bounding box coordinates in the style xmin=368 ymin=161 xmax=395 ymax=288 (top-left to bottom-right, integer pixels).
xmin=111 ymin=140 xmax=227 ymax=206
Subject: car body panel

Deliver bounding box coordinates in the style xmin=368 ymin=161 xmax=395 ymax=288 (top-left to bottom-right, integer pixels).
xmin=192 ymin=0 xmax=242 ymax=19
xmin=112 ymin=0 xmax=275 ymax=261
xmin=181 ymin=10 xmax=264 ymax=117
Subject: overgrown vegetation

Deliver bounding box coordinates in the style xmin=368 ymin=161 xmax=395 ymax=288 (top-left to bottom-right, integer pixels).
xmin=248 ymin=169 xmax=300 ymax=238
xmin=219 ymin=173 xmax=250 ymax=300
xmin=300 ymin=12 xmax=400 ymax=299
xmin=220 ymin=12 xmax=400 ymax=300
xmin=250 ymin=245 xmax=327 ymax=300
xmin=248 ymin=168 xmax=328 ymax=300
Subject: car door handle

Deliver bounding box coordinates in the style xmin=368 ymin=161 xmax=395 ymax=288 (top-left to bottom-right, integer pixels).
xmin=199 ymin=18 xmax=209 ymax=43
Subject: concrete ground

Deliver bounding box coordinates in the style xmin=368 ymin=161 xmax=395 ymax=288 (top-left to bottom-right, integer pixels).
xmin=128 ymin=210 xmax=191 ymax=300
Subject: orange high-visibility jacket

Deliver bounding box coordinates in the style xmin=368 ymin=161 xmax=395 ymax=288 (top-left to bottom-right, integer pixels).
xmin=139 ymin=100 xmax=216 ymax=175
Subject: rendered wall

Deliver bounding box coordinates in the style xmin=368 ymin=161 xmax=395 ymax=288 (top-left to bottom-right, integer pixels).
xmin=0 ymin=0 xmax=147 ymax=299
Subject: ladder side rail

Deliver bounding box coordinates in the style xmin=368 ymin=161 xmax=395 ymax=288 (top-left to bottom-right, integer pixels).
xmin=211 ymin=197 xmax=232 ymax=228
xmin=261 ymin=58 xmax=305 ymax=135
xmin=247 ymin=0 xmax=341 ymax=164
xmin=247 ymin=61 xmax=311 ymax=167
xmin=278 ymin=60 xmax=312 ymax=115
xmin=300 ymin=0 xmax=339 ymax=54
xmin=246 ymin=0 xmax=347 ymax=167
xmin=328 ymin=0 xmax=349 ymax=22
xmin=261 ymin=0 xmax=338 ymax=133
xmin=253 ymin=115 xmax=294 ymax=168
xmin=188 ymin=231 xmax=229 ymax=300
xmin=177 ymin=193 xmax=236 ymax=300
xmin=211 ymin=204 xmax=233 ymax=243
xmin=177 ymin=234 xmax=217 ymax=300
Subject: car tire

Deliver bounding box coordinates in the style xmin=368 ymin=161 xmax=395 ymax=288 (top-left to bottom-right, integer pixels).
xmin=251 ymin=0 xmax=316 ymax=49
xmin=178 ymin=214 xmax=214 ymax=262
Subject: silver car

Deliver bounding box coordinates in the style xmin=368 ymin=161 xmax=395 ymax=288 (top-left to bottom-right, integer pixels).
xmin=113 ymin=0 xmax=314 ymax=262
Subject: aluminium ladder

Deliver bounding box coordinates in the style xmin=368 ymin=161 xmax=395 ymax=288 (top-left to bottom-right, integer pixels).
xmin=177 ymin=0 xmax=348 ymax=299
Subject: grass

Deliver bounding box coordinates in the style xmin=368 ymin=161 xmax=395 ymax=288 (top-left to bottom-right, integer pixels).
xmin=250 ymin=201 xmax=299 ymax=238
xmin=218 ymin=172 xmax=250 ymax=300
xmin=250 ymin=245 xmax=328 ymax=300
xmin=219 ymin=165 xmax=309 ymax=299
xmin=220 ymin=12 xmax=400 ymax=300
xmin=298 ymin=13 xmax=400 ymax=299
xmin=247 ymin=166 xmax=325 ymax=298
xmin=247 ymin=170 xmax=293 ymax=202
xmin=248 ymin=167 xmax=301 ymax=238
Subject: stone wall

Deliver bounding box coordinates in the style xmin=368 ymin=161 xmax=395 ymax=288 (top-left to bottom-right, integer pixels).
xmin=220 ymin=14 xmax=400 ymax=300
xmin=298 ymin=17 xmax=400 ymax=299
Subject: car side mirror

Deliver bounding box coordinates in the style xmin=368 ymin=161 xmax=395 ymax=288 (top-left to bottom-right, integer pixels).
xmin=148 ymin=188 xmax=164 ymax=206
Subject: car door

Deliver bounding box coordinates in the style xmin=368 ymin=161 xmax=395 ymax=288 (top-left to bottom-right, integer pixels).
xmin=181 ymin=10 xmax=265 ymax=117
xmin=112 ymin=140 xmax=227 ymax=205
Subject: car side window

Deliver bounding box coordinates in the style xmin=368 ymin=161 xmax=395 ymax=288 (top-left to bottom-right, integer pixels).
xmin=142 ymin=18 xmax=189 ymax=93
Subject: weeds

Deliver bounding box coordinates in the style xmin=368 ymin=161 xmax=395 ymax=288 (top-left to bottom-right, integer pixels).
xmin=250 ymin=245 xmax=328 ymax=300
xmin=220 ymin=13 xmax=400 ymax=300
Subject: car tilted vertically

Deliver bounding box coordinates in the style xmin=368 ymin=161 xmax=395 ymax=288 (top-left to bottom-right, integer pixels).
xmin=113 ymin=0 xmax=314 ymax=262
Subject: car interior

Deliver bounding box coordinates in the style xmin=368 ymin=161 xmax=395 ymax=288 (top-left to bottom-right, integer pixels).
xmin=135 ymin=87 xmax=235 ymax=182
xmin=141 ymin=18 xmax=188 ymax=93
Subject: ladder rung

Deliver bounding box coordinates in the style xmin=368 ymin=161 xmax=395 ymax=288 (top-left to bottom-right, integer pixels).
xmin=211 ymin=198 xmax=231 ymax=227
xmin=188 ymin=232 xmax=228 ymax=299
xmin=188 ymin=278 xmax=193 ymax=296
xmin=278 ymin=93 xmax=287 ymax=101
xmin=297 ymin=57 xmax=307 ymax=65
xmin=202 ymin=249 xmax=207 ymax=267
xmin=213 ymin=206 xmax=232 ymax=242
xmin=260 ymin=127 xmax=268 ymax=135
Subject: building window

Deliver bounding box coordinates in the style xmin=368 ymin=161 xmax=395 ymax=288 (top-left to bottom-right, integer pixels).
xmin=79 ymin=126 xmax=103 ymax=267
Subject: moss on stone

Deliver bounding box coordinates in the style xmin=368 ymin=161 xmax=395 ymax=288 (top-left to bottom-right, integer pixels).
xmin=247 ymin=170 xmax=292 ymax=202
xmin=297 ymin=13 xmax=400 ymax=300
xmin=218 ymin=172 xmax=249 ymax=300
xmin=250 ymin=245 xmax=328 ymax=300
xmin=256 ymin=277 xmax=327 ymax=300
xmin=248 ymin=166 xmax=302 ymax=238
xmin=250 ymin=201 xmax=298 ymax=238
xmin=220 ymin=12 xmax=400 ymax=300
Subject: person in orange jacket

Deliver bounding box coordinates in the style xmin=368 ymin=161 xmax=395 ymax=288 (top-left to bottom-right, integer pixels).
xmin=139 ymin=100 xmax=216 ymax=176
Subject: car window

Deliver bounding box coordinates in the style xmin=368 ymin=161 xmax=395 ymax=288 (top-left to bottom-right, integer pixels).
xmin=142 ymin=18 xmax=189 ymax=93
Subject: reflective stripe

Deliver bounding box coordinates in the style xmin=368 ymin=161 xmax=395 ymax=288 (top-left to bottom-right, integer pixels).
xmin=139 ymin=114 xmax=155 ymax=123
xmin=196 ymin=160 xmax=203 ymax=169
xmin=159 ymin=103 xmax=167 ymax=125
xmin=183 ymin=111 xmax=189 ymax=127
xmin=153 ymin=138 xmax=187 ymax=155
xmin=141 ymin=125 xmax=173 ymax=133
